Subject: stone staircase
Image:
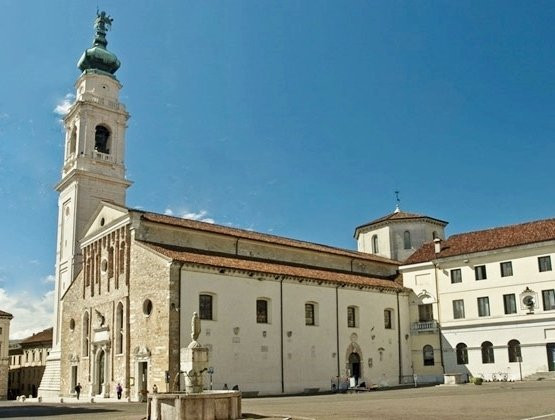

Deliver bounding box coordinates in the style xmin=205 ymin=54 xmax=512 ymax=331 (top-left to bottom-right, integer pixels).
xmin=37 ymin=354 xmax=61 ymax=398
xmin=524 ymin=371 xmax=555 ymax=381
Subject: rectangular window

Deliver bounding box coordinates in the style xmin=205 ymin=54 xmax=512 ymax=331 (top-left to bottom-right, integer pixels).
xmin=199 ymin=294 xmax=213 ymax=320
xmin=452 ymin=300 xmax=465 ymax=319
xmin=418 ymin=304 xmax=433 ymax=322
xmin=305 ymin=303 xmax=315 ymax=326
xmin=539 ymin=256 xmax=552 ymax=272
xmin=384 ymin=309 xmax=392 ymax=329
xmin=450 ymin=269 xmax=462 ymax=284
xmin=542 ymin=289 xmax=555 ymax=311
xmin=500 ymin=261 xmax=513 ymax=277
xmin=503 ymin=294 xmax=517 ymax=314
xmin=475 ymin=265 xmax=487 ymax=280
xmin=477 ymin=297 xmax=490 ymax=317
xmin=347 ymin=306 xmax=357 ymax=328
xmin=256 ymin=299 xmax=268 ymax=324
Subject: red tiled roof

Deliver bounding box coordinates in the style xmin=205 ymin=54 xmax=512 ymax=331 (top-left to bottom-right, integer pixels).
xmin=405 ymin=218 xmax=555 ymax=265
xmin=0 ymin=310 xmax=13 ymax=318
xmin=139 ymin=241 xmax=405 ymax=291
xmin=21 ymin=327 xmax=53 ymax=345
xmin=355 ymin=210 xmax=448 ymax=236
xmin=134 ymin=210 xmax=399 ymax=265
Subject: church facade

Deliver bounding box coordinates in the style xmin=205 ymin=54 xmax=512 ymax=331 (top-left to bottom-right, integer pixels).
xmin=42 ymin=12 xmax=415 ymax=400
xmin=40 ymin=11 xmax=555 ymax=401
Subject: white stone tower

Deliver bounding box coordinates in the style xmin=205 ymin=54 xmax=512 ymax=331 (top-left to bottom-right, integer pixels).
xmin=355 ymin=205 xmax=448 ymax=262
xmin=39 ymin=11 xmax=130 ymax=398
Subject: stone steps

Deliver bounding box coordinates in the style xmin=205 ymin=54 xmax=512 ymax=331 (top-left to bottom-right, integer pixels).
xmin=37 ymin=357 xmax=61 ymax=397
xmin=524 ymin=371 xmax=555 ymax=381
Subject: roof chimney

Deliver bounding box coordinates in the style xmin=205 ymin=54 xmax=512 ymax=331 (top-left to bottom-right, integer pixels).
xmin=433 ymin=238 xmax=441 ymax=254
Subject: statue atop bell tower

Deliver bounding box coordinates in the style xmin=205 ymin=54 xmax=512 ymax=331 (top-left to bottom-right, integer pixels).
xmin=39 ymin=11 xmax=131 ymax=398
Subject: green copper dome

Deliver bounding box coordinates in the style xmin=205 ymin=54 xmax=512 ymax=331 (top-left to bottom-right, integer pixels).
xmin=77 ymin=11 xmax=120 ymax=77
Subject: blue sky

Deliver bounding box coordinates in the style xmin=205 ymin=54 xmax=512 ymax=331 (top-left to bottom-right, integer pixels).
xmin=2 ymin=1 xmax=555 ymax=338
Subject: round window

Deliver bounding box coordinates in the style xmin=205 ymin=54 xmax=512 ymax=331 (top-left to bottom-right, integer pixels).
xmin=143 ymin=299 xmax=153 ymax=316
xmin=69 ymin=319 xmax=75 ymax=331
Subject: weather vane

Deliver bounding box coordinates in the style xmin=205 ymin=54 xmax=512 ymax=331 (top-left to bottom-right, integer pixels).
xmin=394 ymin=190 xmax=401 ymax=212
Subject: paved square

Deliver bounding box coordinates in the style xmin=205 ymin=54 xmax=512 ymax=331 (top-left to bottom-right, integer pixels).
xmin=1 ymin=382 xmax=554 ymax=419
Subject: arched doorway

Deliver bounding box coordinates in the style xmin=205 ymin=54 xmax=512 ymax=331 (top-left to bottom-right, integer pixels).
xmin=97 ymin=350 xmax=105 ymax=395
xmin=349 ymin=352 xmax=361 ymax=384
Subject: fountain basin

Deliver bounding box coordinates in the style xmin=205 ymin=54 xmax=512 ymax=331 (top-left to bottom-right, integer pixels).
xmin=147 ymin=391 xmax=241 ymax=420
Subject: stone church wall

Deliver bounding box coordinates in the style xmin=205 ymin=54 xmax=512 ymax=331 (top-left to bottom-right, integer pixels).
xmin=127 ymin=241 xmax=176 ymax=400
xmin=179 ymin=267 xmax=412 ymax=394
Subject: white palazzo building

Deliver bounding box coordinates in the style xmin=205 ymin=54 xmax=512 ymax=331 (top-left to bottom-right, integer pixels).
xmin=400 ymin=220 xmax=555 ymax=382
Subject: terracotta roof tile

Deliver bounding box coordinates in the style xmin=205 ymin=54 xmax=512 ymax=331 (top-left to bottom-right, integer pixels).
xmin=134 ymin=210 xmax=399 ymax=265
xmin=139 ymin=241 xmax=404 ymax=291
xmin=405 ymin=218 xmax=555 ymax=265
xmin=21 ymin=327 xmax=53 ymax=345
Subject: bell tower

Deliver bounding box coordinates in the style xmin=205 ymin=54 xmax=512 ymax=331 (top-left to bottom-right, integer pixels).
xmin=39 ymin=11 xmax=131 ymax=398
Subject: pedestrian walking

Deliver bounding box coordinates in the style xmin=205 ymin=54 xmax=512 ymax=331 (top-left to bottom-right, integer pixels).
xmin=116 ymin=383 xmax=123 ymax=400
xmin=75 ymin=383 xmax=82 ymax=400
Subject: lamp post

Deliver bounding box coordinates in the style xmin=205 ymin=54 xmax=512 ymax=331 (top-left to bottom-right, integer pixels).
xmin=207 ymin=367 xmax=214 ymax=390
xmin=517 ymin=356 xmax=523 ymax=381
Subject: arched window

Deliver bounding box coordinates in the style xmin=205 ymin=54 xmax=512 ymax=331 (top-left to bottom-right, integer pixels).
xmin=456 ymin=343 xmax=468 ymax=365
xmin=423 ymin=345 xmax=434 ymax=366
xmin=199 ymin=294 xmax=214 ymax=320
xmin=82 ymin=311 xmax=90 ymax=357
xmin=68 ymin=126 xmax=77 ymax=156
xmin=116 ymin=302 xmax=124 ymax=354
xmin=305 ymin=302 xmax=318 ymax=326
xmin=347 ymin=306 xmax=359 ymax=328
xmin=481 ymin=341 xmax=495 ymax=364
xmin=508 ymin=339 xmax=521 ymax=362
xmin=256 ymin=298 xmax=270 ymax=324
xmin=403 ymin=231 xmax=411 ymax=249
xmin=94 ymin=125 xmax=110 ymax=154
xmin=384 ymin=309 xmax=393 ymax=329
xmin=372 ymin=235 xmax=379 ymax=254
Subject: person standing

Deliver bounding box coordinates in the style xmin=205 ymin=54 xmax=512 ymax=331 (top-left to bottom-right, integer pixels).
xmin=75 ymin=383 xmax=82 ymax=400
xmin=116 ymin=383 xmax=123 ymax=400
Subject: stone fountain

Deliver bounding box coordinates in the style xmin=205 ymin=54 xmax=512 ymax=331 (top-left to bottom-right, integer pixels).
xmin=147 ymin=313 xmax=241 ymax=420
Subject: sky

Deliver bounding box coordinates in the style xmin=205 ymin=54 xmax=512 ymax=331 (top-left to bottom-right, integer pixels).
xmin=1 ymin=1 xmax=555 ymax=338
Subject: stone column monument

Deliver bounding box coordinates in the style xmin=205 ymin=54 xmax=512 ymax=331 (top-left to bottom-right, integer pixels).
xmin=147 ymin=313 xmax=241 ymax=420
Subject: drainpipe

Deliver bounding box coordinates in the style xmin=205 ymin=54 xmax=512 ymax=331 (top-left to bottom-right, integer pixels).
xmin=176 ymin=262 xmax=183 ymax=391
xmin=433 ymin=261 xmax=446 ymax=375
xmin=396 ymin=291 xmax=402 ymax=384
xmin=336 ymin=285 xmax=340 ymax=382
xmin=280 ymin=277 xmax=284 ymax=393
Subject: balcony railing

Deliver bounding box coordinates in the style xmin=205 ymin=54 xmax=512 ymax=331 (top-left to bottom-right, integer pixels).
xmin=411 ymin=320 xmax=438 ymax=333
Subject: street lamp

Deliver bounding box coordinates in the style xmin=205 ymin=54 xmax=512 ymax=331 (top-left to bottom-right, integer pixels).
xmin=207 ymin=367 xmax=214 ymax=390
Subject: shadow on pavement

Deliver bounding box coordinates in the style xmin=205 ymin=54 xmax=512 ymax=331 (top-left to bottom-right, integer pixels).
xmin=0 ymin=404 xmax=122 ymax=418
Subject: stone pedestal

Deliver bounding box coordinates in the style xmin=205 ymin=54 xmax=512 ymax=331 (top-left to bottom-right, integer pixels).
xmin=180 ymin=344 xmax=209 ymax=393
xmin=443 ymin=373 xmax=466 ymax=385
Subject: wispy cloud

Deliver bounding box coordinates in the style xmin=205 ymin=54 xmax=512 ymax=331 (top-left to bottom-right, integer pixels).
xmin=53 ymin=93 xmax=75 ymax=116
xmin=41 ymin=274 xmax=55 ymax=284
xmin=181 ymin=210 xmax=215 ymax=224
xmin=0 ymin=286 xmax=54 ymax=339
xmin=164 ymin=208 xmax=215 ymax=224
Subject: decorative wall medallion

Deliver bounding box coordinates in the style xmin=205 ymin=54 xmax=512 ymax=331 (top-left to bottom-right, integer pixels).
xmin=233 ymin=327 xmax=240 ymax=336
xmin=350 ymin=333 xmax=358 ymax=342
